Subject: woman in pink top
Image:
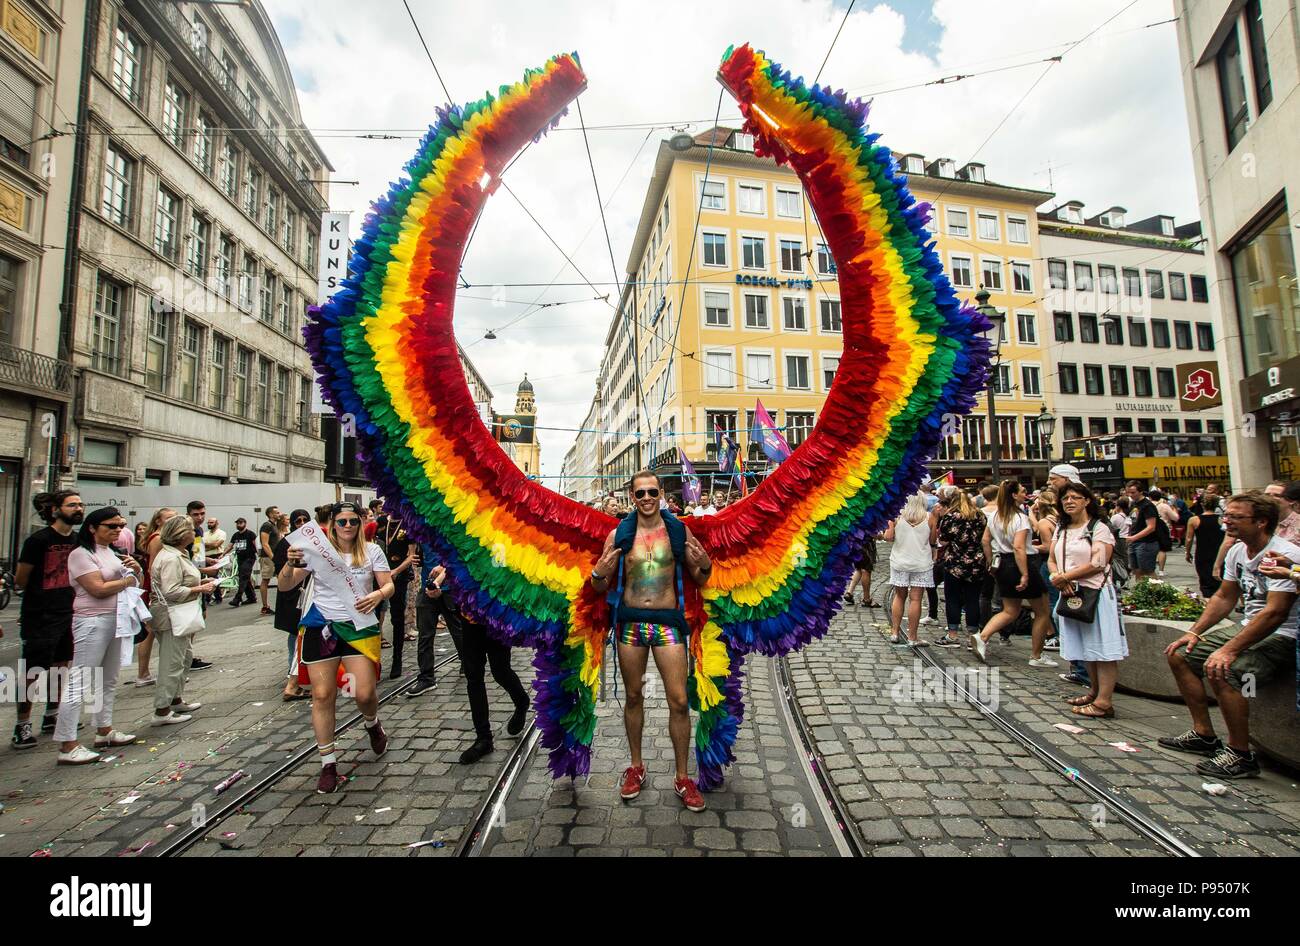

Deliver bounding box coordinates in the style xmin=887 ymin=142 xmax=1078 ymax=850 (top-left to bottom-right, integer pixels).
xmin=1048 ymin=483 xmax=1127 ymax=719
xmin=54 ymin=506 xmax=143 ymax=765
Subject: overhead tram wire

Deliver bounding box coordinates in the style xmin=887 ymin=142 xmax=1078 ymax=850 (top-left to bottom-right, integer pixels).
xmin=401 ymin=0 xmax=453 ymax=103
xmin=814 ymin=0 xmax=857 ymax=86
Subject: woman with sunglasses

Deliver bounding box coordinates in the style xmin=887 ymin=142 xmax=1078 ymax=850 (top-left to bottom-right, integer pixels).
xmin=279 ymin=502 xmax=394 ymax=794
xmin=54 ymin=506 xmax=143 ymax=764
xmin=273 ymin=509 xmax=313 ymax=701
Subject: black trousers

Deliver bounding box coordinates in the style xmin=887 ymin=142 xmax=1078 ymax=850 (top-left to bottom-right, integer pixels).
xmin=231 ymin=557 xmax=256 ymax=604
xmin=943 ymin=573 xmax=982 ymax=631
xmin=414 ymin=601 xmax=438 ymax=686
xmin=386 ymin=578 xmax=410 ymax=675
xmin=447 ymin=612 xmax=528 ymax=741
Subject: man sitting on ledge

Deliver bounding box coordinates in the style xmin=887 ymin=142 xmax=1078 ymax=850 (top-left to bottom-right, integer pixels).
xmin=1158 ymin=492 xmax=1300 ymax=779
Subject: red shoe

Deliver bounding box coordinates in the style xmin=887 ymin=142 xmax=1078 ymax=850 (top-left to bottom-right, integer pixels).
xmin=316 ymin=763 xmax=339 ymax=794
xmin=674 ymin=776 xmax=705 ymax=812
xmin=619 ymin=764 xmax=646 ymax=800
xmin=367 ymin=721 xmax=388 ymax=758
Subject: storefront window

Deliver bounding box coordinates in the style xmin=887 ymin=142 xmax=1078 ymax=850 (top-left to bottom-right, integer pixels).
xmin=1232 ymin=205 xmax=1298 ymax=376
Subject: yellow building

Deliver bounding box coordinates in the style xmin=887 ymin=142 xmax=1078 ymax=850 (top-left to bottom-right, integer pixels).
xmin=596 ymin=128 xmax=1056 ymax=497
xmin=495 ymin=375 xmax=541 ymax=478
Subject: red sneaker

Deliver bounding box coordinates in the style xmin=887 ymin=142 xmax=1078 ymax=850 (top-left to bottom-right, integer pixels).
xmin=619 ymin=764 xmax=646 ymax=800
xmin=367 ymin=721 xmax=388 ymax=758
xmin=316 ymin=763 xmax=339 ymax=794
xmin=674 ymin=776 xmax=705 ymax=812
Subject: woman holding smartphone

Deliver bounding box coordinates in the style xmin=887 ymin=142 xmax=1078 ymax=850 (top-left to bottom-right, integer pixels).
xmin=278 ymin=502 xmax=394 ymax=794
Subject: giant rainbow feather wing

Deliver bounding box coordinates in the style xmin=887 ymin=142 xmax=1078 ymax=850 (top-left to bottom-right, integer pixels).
xmin=303 ymin=46 xmax=991 ymax=791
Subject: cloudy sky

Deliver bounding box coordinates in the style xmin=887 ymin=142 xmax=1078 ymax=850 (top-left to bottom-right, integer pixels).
xmin=266 ymin=0 xmax=1196 ymax=483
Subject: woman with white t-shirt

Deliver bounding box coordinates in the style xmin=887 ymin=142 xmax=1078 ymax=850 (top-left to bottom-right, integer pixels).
xmin=54 ymin=506 xmax=143 ymax=765
xmin=1048 ymin=482 xmax=1127 ymax=718
xmin=974 ymin=480 xmax=1054 ymax=665
xmin=278 ymin=501 xmax=394 ymax=794
xmin=885 ymin=494 xmax=935 ymax=646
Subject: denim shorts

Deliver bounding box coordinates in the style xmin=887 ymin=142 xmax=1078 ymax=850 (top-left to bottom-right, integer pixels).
xmin=1128 ymin=541 xmax=1159 ymax=572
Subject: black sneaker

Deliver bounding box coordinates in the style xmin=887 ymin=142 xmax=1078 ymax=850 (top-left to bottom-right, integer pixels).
xmin=40 ymin=714 xmax=57 ymax=734
xmin=405 ymin=680 xmax=437 ymax=698
xmin=1157 ymin=728 xmax=1223 ymax=756
xmin=1196 ymin=746 xmax=1260 ymax=780
xmin=506 ymin=704 xmax=528 ymax=737
xmin=190 ymin=658 xmax=213 ymax=671
xmin=458 ymin=738 xmax=493 ymax=764
xmin=11 ymin=722 xmax=36 ymax=750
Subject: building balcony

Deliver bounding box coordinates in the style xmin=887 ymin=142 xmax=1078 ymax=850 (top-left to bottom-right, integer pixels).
xmin=0 ymin=342 xmax=74 ymax=400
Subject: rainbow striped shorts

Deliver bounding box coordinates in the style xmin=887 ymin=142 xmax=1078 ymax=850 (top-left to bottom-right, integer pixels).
xmin=618 ymin=622 xmax=685 ymax=648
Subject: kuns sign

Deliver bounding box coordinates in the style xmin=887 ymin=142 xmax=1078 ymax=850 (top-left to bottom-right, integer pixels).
xmin=317 ymin=212 xmax=351 ymax=300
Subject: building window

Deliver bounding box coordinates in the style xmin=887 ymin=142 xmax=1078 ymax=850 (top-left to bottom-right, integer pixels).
xmin=980 ymin=258 xmax=1002 ymax=291
xmin=260 ymin=271 xmax=276 ymax=324
xmin=819 ymin=298 xmax=841 ymax=333
xmin=946 ymin=208 xmax=969 ymax=237
xmin=298 ymin=377 xmax=312 ymax=433
xmin=102 ymin=144 xmax=134 ymax=228
xmin=193 ymin=112 xmax=214 ymax=175
xmin=701 ymin=232 xmax=726 ymax=266
xmin=1156 ymin=367 xmax=1175 ymax=398
xmin=209 ymin=335 xmax=228 ymax=410
xmin=1123 ymin=268 xmax=1141 ymax=296
xmin=1216 ymin=21 xmax=1250 ymax=149
xmin=703 ymin=290 xmax=730 ymax=327
xmin=1016 ymin=311 xmax=1036 ymax=344
xmin=275 ymin=367 xmax=290 ymax=427
xmin=186 ymin=213 xmax=209 ymax=278
xmin=779 ymin=239 xmax=803 ymax=273
xmin=775 ymin=187 xmax=801 ymax=218
xmin=1169 ymin=272 xmax=1187 ymax=301
xmin=153 ymin=186 xmax=179 ymax=261
xmin=743 ymin=294 xmax=768 ymax=329
xmin=1138 ymin=418 xmax=1156 ymax=433
xmin=282 ymin=208 xmax=296 ymax=254
xmin=162 ymin=79 xmax=189 ymax=149
xmin=1151 ymin=319 xmax=1170 ymax=347
xmin=1098 ymin=264 xmax=1118 ymax=296
xmin=179 ymin=320 xmax=200 ymax=402
xmin=1079 ymin=313 xmax=1099 ymax=344
xmin=1208 ymin=419 xmax=1225 ymax=434
xmin=214 ymin=235 xmax=233 ymax=298
xmin=279 ymin=284 xmax=293 ymax=335
xmin=1021 ymin=364 xmax=1041 ymax=396
xmin=705 ymin=410 xmax=737 ymax=460
xmin=1073 ymin=262 xmax=1093 ymax=291
xmin=1048 ymin=259 xmax=1067 ymax=290
xmin=992 ymin=364 xmax=1011 ymax=395
xmin=782 ymin=297 xmax=807 ymax=331
xmin=255 ymin=358 xmax=271 ymax=424
xmin=1146 ymin=270 xmax=1164 ymax=299
xmin=822 ymin=354 xmax=839 ymax=390
xmin=744 ymin=351 xmax=772 ymax=389
xmin=1133 ymin=366 xmax=1153 ymax=397
xmin=977 ymin=212 xmax=999 ymax=241
xmin=1185 ymin=419 xmax=1204 ymax=434
xmin=92 ymin=276 xmax=123 ymax=373
xmin=1128 ymin=318 xmax=1147 ymax=346
xmin=111 ymin=22 xmax=143 ymax=104
xmin=1053 ymin=312 xmax=1073 ymax=342
xmin=1089 ymin=418 xmax=1109 ymax=437
xmin=1174 ymin=321 xmax=1193 ymax=349
xmin=741 ymin=235 xmax=766 ymax=269
xmin=220 ymin=143 xmax=239 ymax=198
xmin=1162 ymin=419 xmax=1181 ymax=434
xmin=785 ymin=354 xmax=810 ymax=390
xmin=265 ymin=189 xmax=278 ymax=233
xmin=1195 ymin=323 xmax=1214 ymax=351
xmin=815 ymin=242 xmax=835 ymax=275
xmin=704 ymin=349 xmax=734 ymax=387
xmin=1108 ymin=365 xmax=1129 ymax=396
xmin=305 ymin=230 xmax=317 ymax=271
xmin=145 ymin=308 xmax=170 ymax=393
xmin=737 ymin=183 xmax=764 ymax=214
xmin=1007 ymin=216 xmax=1028 ymax=244
xmin=1245 ymin=0 xmax=1272 ymax=113
xmin=0 ymin=255 xmax=16 ymax=344
xmin=238 ymin=252 xmax=256 ymax=311
xmin=700 ymin=179 xmax=725 ymax=210
xmin=1062 ymin=416 xmax=1083 ymax=440
xmin=1113 ymin=418 xmax=1134 ymax=433
xmin=243 ymin=165 xmax=261 ymax=218
xmin=1011 ymin=261 xmax=1032 ymax=293
xmin=1190 ymin=274 xmax=1208 ymax=303
xmin=1084 ymin=364 xmax=1104 ymax=396
xmin=950 ymin=255 xmax=972 ymax=288
xmin=1058 ymin=364 xmax=1079 ymax=395
xmin=786 ymin=411 xmax=814 ymax=447
xmin=233 ymin=347 xmax=250 ymax=416
xmin=1103 ymin=316 xmax=1123 ymax=345
xmin=1230 ymin=205 xmax=1295 ymax=376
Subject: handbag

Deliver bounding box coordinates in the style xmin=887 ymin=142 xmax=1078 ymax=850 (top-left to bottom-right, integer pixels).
xmin=1052 ymin=518 xmax=1109 ymax=623
xmin=168 ymin=596 xmax=206 ymax=637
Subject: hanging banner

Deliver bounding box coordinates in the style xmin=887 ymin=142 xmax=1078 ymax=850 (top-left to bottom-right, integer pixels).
xmin=317 ymin=212 xmax=351 ymax=301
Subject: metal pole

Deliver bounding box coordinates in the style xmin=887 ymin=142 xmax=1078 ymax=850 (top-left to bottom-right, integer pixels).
xmin=988 ymin=358 xmax=1000 ymax=482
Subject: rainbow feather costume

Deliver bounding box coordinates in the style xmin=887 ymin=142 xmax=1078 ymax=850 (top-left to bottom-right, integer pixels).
xmin=304 ymin=45 xmax=991 ymax=790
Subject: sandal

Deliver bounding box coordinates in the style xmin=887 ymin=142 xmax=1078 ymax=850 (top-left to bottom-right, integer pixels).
xmin=864 ymin=600 xmax=880 ymax=608
xmin=1064 ymin=694 xmax=1097 ymax=706
xmin=381 ymin=640 xmax=392 ymax=649
xmin=1072 ymin=703 xmax=1114 ymax=718
xmin=282 ymin=690 xmax=311 ymax=702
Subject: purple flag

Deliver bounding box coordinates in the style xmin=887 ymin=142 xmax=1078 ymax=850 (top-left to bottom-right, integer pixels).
xmin=752 ymin=400 xmax=792 ymax=464
xmin=679 ymin=448 xmax=702 ymax=504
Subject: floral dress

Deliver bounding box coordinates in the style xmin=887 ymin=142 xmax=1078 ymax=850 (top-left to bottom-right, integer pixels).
xmin=937 ymin=512 xmax=986 ymax=581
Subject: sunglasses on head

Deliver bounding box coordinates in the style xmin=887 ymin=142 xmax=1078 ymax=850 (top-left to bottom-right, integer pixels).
xmin=634 ymin=488 xmax=660 ymax=499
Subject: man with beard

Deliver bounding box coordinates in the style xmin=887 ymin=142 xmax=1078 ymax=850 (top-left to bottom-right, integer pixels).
xmin=12 ymin=491 xmax=83 ymax=748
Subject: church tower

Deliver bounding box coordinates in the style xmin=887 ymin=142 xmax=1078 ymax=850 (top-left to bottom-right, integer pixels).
xmin=495 ymin=374 xmax=541 ymax=478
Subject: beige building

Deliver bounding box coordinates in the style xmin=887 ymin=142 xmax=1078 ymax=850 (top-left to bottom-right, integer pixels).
xmin=67 ymin=0 xmax=331 ymax=493
xmin=0 ymin=0 xmax=83 ymax=564
xmin=1174 ymin=0 xmax=1300 ymax=488
xmin=495 ymin=375 xmax=541 ymax=478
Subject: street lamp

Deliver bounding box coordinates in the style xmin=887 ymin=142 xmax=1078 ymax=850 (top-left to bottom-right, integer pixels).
xmin=1035 ymin=403 xmax=1056 ymax=468
xmin=975 ymin=287 xmax=1005 ymax=481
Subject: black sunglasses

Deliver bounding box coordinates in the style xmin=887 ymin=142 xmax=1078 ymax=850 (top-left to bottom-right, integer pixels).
xmin=634 ymin=488 xmax=660 ymax=499
xmin=335 ymin=517 xmax=361 ymax=527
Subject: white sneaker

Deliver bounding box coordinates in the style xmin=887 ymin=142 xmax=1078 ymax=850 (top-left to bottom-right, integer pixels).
xmin=971 ymin=634 xmax=987 ymax=664
xmin=1028 ymin=656 xmax=1060 ymax=668
xmin=919 ymin=616 xmax=938 ymax=626
xmin=56 ymin=745 xmax=101 ymax=765
xmin=152 ymin=712 xmax=193 ymax=726
xmin=1043 ymin=637 xmax=1061 ymax=651
xmin=92 ymin=730 xmax=138 ymax=748
xmin=171 ymin=701 xmax=202 ymax=713
xmin=134 ymin=676 xmax=157 ymax=687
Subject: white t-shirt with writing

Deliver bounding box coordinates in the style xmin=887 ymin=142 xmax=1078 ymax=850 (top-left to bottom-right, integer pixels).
xmin=1224 ymin=536 xmax=1300 ymax=641
xmin=309 ymin=543 xmax=390 ymax=624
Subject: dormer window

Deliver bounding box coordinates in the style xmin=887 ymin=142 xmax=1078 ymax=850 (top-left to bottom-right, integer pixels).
xmin=937 ymin=159 xmax=956 ymax=178
xmin=1160 ymin=217 xmax=1174 ymax=236
xmin=729 ymin=132 xmax=754 ymax=152
xmin=905 ymin=154 xmax=924 ymax=174
xmin=1100 ymin=211 xmax=1125 ymax=228
xmin=1057 ymin=204 xmax=1083 ymax=224
xmin=963 ymin=163 xmax=985 ymax=183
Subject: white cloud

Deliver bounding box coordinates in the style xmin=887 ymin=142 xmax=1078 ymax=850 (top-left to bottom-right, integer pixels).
xmin=267 ymin=0 xmax=1194 ymax=482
